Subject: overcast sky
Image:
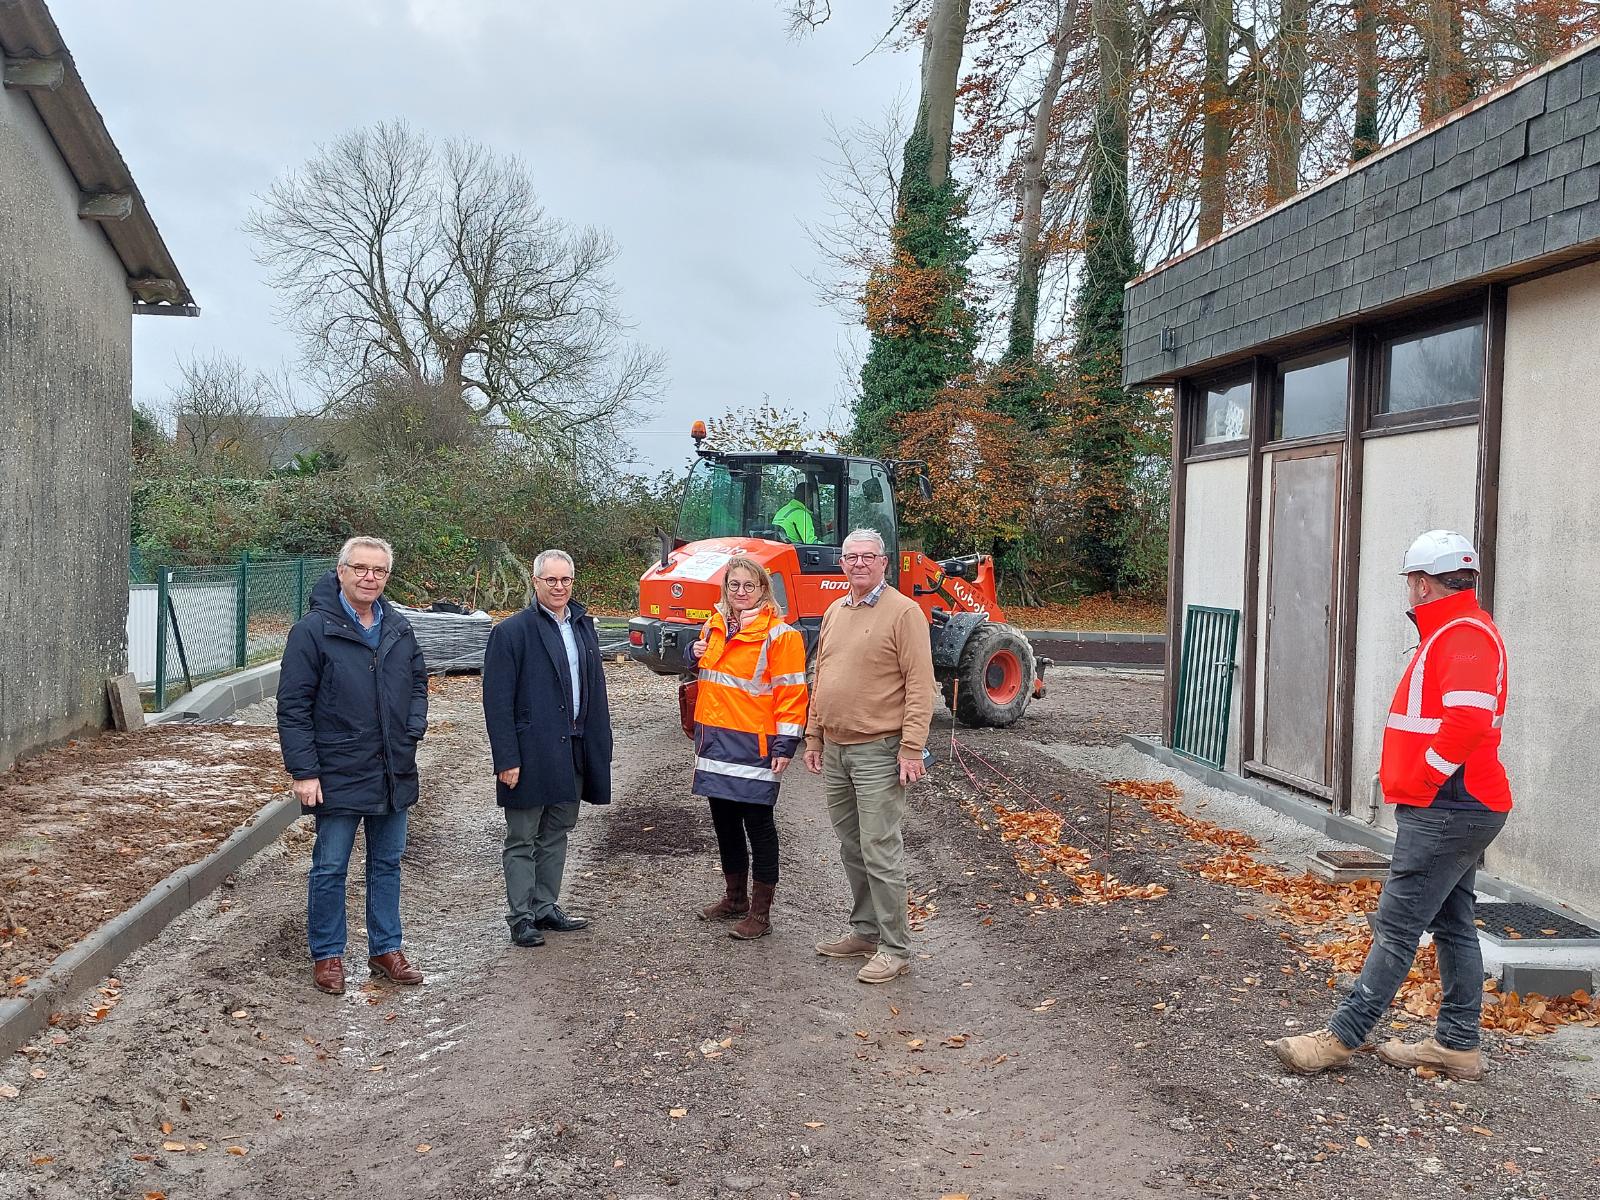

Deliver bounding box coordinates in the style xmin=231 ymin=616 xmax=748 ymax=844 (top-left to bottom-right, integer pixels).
xmin=52 ymin=0 xmax=909 ymax=474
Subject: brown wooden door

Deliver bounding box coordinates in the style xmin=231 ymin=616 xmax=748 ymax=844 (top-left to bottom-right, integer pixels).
xmin=1260 ymin=447 xmax=1341 ymax=792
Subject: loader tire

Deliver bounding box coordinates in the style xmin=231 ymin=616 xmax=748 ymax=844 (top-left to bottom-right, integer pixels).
xmin=953 ymin=623 xmax=1035 ymax=729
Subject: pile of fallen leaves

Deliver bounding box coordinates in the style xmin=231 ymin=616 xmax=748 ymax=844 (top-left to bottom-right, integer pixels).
xmin=1009 ymin=594 xmax=1165 ymax=633
xmin=991 ymin=803 xmax=1168 ymax=907
xmin=1106 ymin=779 xmax=1600 ymax=1035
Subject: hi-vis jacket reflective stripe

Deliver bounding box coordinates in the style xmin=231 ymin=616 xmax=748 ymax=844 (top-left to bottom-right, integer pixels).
xmin=692 ymin=605 xmax=809 ymax=805
xmin=1379 ymin=588 xmax=1512 ymax=812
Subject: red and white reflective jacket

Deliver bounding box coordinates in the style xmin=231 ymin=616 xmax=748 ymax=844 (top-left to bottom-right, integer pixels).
xmin=1379 ymin=588 xmax=1512 ymax=812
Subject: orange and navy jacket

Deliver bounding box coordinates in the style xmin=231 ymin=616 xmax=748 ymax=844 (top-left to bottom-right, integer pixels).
xmin=1379 ymin=589 xmax=1512 ymax=812
xmin=692 ymin=605 xmax=809 ymax=805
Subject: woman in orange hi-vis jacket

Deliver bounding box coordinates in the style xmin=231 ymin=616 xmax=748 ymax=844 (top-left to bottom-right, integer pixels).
xmin=689 ymin=558 xmax=808 ymax=940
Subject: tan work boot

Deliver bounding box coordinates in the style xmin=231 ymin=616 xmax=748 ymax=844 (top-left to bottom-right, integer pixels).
xmin=1376 ymin=1036 xmax=1483 ymax=1081
xmin=856 ymin=951 xmax=911 ymax=985
xmin=815 ymin=931 xmax=878 ymax=959
xmin=1268 ymin=1028 xmax=1354 ymax=1075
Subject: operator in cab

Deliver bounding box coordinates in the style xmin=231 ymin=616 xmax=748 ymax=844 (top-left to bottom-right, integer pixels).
xmin=772 ymin=482 xmax=817 ymax=544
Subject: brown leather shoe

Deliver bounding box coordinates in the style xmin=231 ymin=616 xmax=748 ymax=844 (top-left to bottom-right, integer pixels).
xmin=368 ymin=950 xmax=423 ymax=985
xmin=313 ymin=957 xmax=345 ymax=995
xmin=701 ymin=872 xmax=750 ymax=921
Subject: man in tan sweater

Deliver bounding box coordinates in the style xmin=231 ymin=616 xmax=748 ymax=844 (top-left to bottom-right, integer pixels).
xmin=803 ymin=528 xmax=936 ymax=983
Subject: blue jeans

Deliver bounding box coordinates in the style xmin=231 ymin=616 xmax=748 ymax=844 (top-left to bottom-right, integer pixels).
xmin=307 ymin=809 xmax=409 ymax=962
xmin=1329 ymin=804 xmax=1507 ymax=1051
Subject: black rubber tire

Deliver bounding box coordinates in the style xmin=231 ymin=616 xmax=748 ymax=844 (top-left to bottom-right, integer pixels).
xmin=952 ymin=623 xmax=1035 ymax=729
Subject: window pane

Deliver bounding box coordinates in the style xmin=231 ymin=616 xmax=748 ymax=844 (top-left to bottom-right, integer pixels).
xmin=1199 ymin=381 xmax=1250 ymax=444
xmin=1275 ymin=355 xmax=1347 ymax=440
xmin=846 ymin=461 xmax=898 ymax=553
xmin=1382 ymin=322 xmax=1483 ymax=414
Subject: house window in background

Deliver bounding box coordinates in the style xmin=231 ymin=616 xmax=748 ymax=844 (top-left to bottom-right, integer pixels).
xmin=1273 ymin=350 xmax=1348 ymax=441
xmin=1378 ymin=317 xmax=1484 ymax=422
xmin=1193 ymin=379 xmax=1251 ymax=452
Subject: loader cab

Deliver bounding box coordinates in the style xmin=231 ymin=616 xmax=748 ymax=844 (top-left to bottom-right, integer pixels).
xmin=677 ymin=452 xmax=899 ymax=579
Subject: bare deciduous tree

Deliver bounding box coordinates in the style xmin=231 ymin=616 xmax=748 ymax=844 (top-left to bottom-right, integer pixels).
xmin=168 ymin=352 xmax=295 ymax=477
xmin=801 ymin=101 xmax=911 ymax=315
xmin=245 ymin=121 xmax=664 ymax=462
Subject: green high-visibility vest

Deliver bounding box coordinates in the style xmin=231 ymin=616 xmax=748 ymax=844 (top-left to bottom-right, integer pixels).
xmin=773 ymin=499 xmax=817 ymax=544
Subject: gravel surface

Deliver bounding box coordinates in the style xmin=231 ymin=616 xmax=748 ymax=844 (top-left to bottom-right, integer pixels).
xmin=0 ymin=664 xmax=1595 ymax=1199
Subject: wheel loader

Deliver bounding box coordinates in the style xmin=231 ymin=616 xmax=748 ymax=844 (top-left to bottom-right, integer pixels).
xmin=628 ymin=423 xmax=1046 ymax=727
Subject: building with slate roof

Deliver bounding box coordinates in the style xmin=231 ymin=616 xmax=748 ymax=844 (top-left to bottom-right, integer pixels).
xmin=1122 ymin=36 xmax=1600 ymax=920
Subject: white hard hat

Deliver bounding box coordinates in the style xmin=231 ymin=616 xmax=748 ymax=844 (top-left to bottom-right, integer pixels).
xmin=1400 ymin=529 xmax=1479 ymax=576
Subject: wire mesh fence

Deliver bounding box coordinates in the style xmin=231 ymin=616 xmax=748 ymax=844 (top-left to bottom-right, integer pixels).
xmin=129 ymin=552 xmax=335 ymax=709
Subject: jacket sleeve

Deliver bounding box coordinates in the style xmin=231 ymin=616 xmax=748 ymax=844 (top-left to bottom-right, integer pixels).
xmin=804 ymin=608 xmax=831 ymax=753
xmin=276 ymin=621 xmax=322 ymax=780
xmin=767 ymin=627 xmax=809 ymax=759
xmin=481 ymin=623 xmax=522 ymax=774
xmin=1419 ymin=626 xmax=1501 ymax=787
xmin=407 ymin=636 xmax=429 ymax=741
xmin=896 ymin=605 xmax=937 ymax=756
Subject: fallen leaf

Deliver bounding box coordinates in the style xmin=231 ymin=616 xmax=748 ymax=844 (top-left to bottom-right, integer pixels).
xmin=906 ymin=1038 xmax=926 ymax=1051
xmin=227 ymin=1146 xmax=247 ymax=1156
xmin=273 ymin=1110 xmax=283 ymax=1120
xmin=10 ymin=975 xmax=28 ymax=987
xmin=0 ymin=1084 xmax=18 ymax=1099
xmin=162 ymin=1141 xmax=187 ymax=1152
xmin=145 ymin=1193 xmax=166 ymax=1200
xmin=192 ymin=1143 xmax=207 ymax=1151
xmin=415 ymin=1143 xmax=431 ymax=1154
xmin=669 ymin=1108 xmax=688 ymax=1118
xmin=1033 ymin=998 xmax=1057 ymax=1012
xmin=131 ymin=1153 xmax=154 ymax=1162
xmin=804 ymin=1121 xmax=824 ymax=1129
xmin=1472 ymin=1126 xmax=1495 ymax=1137
xmin=29 ymin=1068 xmax=45 ymax=1080
xmin=943 ymin=1035 xmax=967 ymax=1048
xmin=160 ymin=1122 xmax=173 ymax=1135
xmin=231 ymin=1010 xmax=248 ymax=1019
xmin=854 ymin=1030 xmax=870 ymax=1040
xmin=31 ymin=1155 xmax=54 ymax=1165
xmin=940 ymin=1193 xmax=972 ymax=1200
xmin=889 ymin=1005 xmax=900 ymax=1017
xmin=1354 ymin=1136 xmax=1372 ymax=1149
xmin=384 ymin=1012 xmax=398 ymax=1023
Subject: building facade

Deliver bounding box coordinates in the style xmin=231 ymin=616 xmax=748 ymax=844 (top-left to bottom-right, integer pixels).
xmin=0 ymin=0 xmax=193 ymax=769
xmin=1124 ymin=38 xmax=1600 ymax=917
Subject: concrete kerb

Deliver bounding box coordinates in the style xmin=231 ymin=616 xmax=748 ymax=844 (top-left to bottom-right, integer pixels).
xmin=2 ymin=661 xmax=298 ymax=1059
xmin=1123 ymin=733 xmax=1600 ymax=928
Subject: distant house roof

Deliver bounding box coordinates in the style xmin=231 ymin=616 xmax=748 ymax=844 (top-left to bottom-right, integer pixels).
xmin=0 ymin=0 xmax=194 ymax=313
xmin=1123 ymin=36 xmax=1600 ymax=386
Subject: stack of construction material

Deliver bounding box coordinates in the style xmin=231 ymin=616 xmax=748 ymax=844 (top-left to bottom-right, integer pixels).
xmin=394 ymin=603 xmax=493 ymax=673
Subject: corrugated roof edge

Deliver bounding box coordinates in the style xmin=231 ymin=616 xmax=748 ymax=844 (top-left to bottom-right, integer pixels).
xmin=0 ymin=0 xmax=195 ymax=311
xmin=1124 ymin=32 xmax=1600 ymax=292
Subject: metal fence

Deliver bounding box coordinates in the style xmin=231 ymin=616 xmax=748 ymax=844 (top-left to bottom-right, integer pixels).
xmin=1171 ymin=605 xmax=1241 ymax=770
xmin=128 ymin=553 xmax=334 ymax=709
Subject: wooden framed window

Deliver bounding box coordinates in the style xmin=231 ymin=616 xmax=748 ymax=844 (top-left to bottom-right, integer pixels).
xmin=1272 ymin=347 xmax=1348 ymax=442
xmin=1372 ymin=314 xmax=1484 ymax=430
xmin=1186 ymin=374 xmax=1251 ymax=458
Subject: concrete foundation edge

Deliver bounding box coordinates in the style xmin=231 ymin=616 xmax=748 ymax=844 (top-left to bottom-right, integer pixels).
xmin=1121 ymin=734 xmax=1600 ymax=928
xmin=148 ymin=660 xmax=281 ymax=725
xmin=0 ymin=796 xmax=299 ymax=1059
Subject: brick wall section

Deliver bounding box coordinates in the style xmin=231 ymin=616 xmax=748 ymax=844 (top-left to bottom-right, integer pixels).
xmin=1124 ymin=46 xmax=1600 ymax=386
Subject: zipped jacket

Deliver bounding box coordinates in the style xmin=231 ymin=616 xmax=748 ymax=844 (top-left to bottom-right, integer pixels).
xmin=1379 ymin=588 xmax=1512 ymax=812
xmin=692 ymin=605 xmax=808 ymax=805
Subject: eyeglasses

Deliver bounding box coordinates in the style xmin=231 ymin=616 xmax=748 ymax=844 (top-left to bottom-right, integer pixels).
xmin=539 ymin=576 xmax=575 ymax=588
xmin=841 ymin=553 xmax=883 ymax=564
xmin=727 ymin=581 xmax=762 ymax=593
xmin=344 ymin=564 xmax=390 ymax=579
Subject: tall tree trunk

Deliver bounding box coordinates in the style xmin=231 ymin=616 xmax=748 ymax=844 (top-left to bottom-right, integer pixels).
xmin=917 ymin=0 xmax=973 ymax=189
xmin=1006 ymin=0 xmax=1077 ymax=363
xmin=1197 ymin=0 xmax=1232 ymax=241
xmin=1265 ymin=0 xmax=1309 ymax=203
xmin=1421 ymin=0 xmax=1473 ymax=122
xmin=1352 ymin=0 xmax=1380 ymax=161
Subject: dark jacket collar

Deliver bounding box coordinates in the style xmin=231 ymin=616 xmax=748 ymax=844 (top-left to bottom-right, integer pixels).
xmin=308 ymin=569 xmax=411 ymax=645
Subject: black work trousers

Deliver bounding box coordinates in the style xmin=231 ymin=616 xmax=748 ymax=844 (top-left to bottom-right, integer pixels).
xmin=708 ymin=797 xmax=779 ymax=885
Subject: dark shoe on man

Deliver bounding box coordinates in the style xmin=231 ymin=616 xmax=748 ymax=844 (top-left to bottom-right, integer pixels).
xmin=369 ymin=949 xmax=424 ymax=985
xmin=1268 ymin=1028 xmax=1354 ymax=1075
xmin=815 ymin=931 xmax=878 ymax=959
xmin=313 ymin=957 xmax=345 ymax=995
xmin=730 ymin=881 xmax=775 ymax=941
xmin=535 ymin=906 xmax=589 ymax=932
xmin=1376 ymin=1036 xmax=1483 ymax=1081
xmin=701 ymin=872 xmax=750 ymax=921
xmin=511 ymin=919 xmax=545 ymax=948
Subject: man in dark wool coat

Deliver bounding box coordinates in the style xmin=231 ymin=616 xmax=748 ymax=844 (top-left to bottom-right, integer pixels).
xmin=277 ymin=536 xmax=429 ymax=997
xmin=482 ymin=549 xmax=614 ymax=947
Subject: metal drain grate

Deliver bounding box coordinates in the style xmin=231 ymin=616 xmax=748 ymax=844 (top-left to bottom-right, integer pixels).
xmin=1313 ymin=850 xmax=1391 ymax=870
xmin=1476 ymin=901 xmax=1600 ymax=944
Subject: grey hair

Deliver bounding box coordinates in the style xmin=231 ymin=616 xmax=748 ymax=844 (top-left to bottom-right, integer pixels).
xmin=841 ymin=528 xmax=886 ymax=555
xmin=338 ymin=536 xmax=394 ymax=569
xmin=532 ymin=549 xmax=575 ymax=577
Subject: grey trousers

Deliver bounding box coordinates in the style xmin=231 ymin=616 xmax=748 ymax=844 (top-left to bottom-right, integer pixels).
xmin=823 ymin=736 xmax=910 ymax=956
xmin=503 ymin=802 xmax=580 ymax=927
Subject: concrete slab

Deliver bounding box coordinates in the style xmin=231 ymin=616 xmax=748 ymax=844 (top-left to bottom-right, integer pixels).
xmin=105 ymin=673 xmax=144 ymax=732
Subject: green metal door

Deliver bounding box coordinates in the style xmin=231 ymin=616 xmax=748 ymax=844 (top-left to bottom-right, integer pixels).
xmin=1173 ymin=605 xmax=1240 ymax=769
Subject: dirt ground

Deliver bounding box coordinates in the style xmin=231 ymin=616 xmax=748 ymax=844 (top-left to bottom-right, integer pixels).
xmin=1 ymin=665 xmax=1597 ymax=1200
xmin=0 ymin=725 xmax=287 ymax=993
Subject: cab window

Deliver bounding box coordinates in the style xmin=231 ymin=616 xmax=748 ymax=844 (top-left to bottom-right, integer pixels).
xmin=845 ymin=461 xmax=897 ymax=556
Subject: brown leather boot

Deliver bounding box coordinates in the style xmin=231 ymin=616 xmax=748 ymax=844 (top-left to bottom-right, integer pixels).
xmin=368 ymin=950 xmax=423 ymax=985
xmin=700 ymin=873 xmax=749 ymax=921
xmin=729 ymin=881 xmax=775 ymax=940
xmin=313 ymin=957 xmax=345 ymax=995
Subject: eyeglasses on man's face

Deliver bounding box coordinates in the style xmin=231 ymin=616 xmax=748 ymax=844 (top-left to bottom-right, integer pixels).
xmin=344 ymin=563 xmax=390 ymax=579
xmin=539 ymin=576 xmax=575 ymax=589
xmin=841 ymin=552 xmax=883 ymax=564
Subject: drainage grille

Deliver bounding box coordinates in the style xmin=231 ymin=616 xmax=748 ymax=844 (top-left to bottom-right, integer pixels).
xmin=1475 ymin=901 xmax=1600 ymax=944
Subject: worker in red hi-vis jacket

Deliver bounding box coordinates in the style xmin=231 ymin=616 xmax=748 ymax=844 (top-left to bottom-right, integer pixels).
xmin=1272 ymin=530 xmax=1512 ymax=1083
